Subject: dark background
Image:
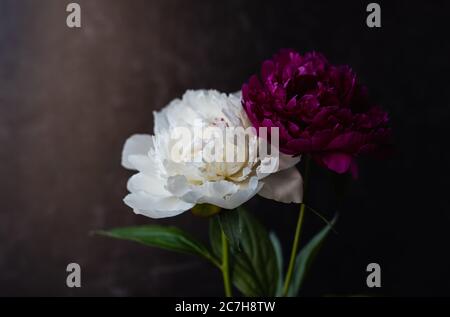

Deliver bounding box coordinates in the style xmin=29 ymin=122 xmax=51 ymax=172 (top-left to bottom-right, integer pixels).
xmin=1 ymin=0 xmax=449 ymax=296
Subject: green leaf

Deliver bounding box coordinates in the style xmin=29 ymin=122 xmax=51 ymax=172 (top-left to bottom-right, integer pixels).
xmin=96 ymin=225 xmax=219 ymax=267
xmin=305 ymin=204 xmax=338 ymax=234
xmin=232 ymin=209 xmax=279 ymax=296
xmin=270 ymin=232 xmax=284 ymax=297
xmin=191 ymin=204 xmax=221 ymax=217
xmin=230 ymin=208 xmax=279 ymax=297
xmin=288 ymin=214 xmax=338 ymax=296
xmin=209 ymin=209 xmax=279 ymax=296
xmin=218 ymin=209 xmax=242 ymax=251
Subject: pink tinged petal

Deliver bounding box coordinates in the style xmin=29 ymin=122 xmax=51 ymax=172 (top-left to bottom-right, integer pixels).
xmin=258 ymin=167 xmax=303 ymax=204
xmin=321 ymin=152 xmax=353 ymax=174
xmin=121 ymin=134 xmax=153 ymax=170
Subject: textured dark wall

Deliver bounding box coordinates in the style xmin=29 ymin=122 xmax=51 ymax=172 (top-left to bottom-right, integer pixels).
xmin=1 ymin=0 xmax=450 ymax=296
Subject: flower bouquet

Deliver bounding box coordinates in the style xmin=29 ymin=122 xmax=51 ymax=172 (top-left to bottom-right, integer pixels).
xmin=97 ymin=49 xmax=391 ymax=297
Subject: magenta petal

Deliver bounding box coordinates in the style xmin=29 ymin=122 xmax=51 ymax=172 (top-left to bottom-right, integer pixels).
xmin=327 ymin=132 xmax=363 ymax=151
xmin=288 ymin=121 xmax=300 ymax=135
xmin=286 ymin=96 xmax=297 ymax=110
xmin=321 ymin=153 xmax=353 ymax=174
xmin=241 ymin=48 xmax=391 ymax=173
xmin=261 ymin=61 xmax=275 ymax=80
xmin=242 ymin=83 xmax=250 ymax=99
xmin=249 ymin=75 xmax=262 ymax=90
xmin=311 ymin=130 xmax=332 ymax=150
xmin=262 ymin=118 xmax=275 ymax=128
xmin=286 ymin=138 xmax=312 ymax=153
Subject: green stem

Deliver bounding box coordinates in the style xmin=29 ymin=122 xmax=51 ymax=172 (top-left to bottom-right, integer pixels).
xmin=221 ymin=229 xmax=232 ymax=297
xmin=283 ymin=155 xmax=311 ymax=296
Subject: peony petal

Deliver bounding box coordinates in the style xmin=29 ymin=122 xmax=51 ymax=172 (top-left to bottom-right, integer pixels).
xmin=124 ymin=191 xmax=193 ymax=219
xmin=184 ymin=90 xmax=224 ymax=122
xmin=278 ymin=153 xmax=301 ymax=171
xmin=257 ymin=145 xmax=300 ymax=178
xmin=166 ymin=175 xmax=196 ymax=198
xmin=167 ymin=176 xmax=262 ymax=210
xmin=127 ymin=154 xmax=160 ymax=176
xmin=121 ymin=134 xmax=154 ymax=170
xmin=257 ymin=156 xmax=280 ymax=179
xmin=127 ymin=173 xmax=168 ymax=197
xmin=153 ymin=109 xmax=170 ymax=134
xmin=258 ymin=167 xmax=303 ymax=203
xmin=200 ymin=177 xmax=262 ymax=209
xmin=285 ymin=138 xmax=312 ymax=154
xmin=327 ymin=132 xmax=363 ymax=152
xmin=261 ymin=61 xmax=275 ymax=81
xmin=159 ymin=97 xmax=199 ymax=131
xmin=320 ymin=152 xmax=353 ymax=174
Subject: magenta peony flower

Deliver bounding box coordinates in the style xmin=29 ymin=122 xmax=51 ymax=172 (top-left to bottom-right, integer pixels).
xmin=242 ymin=49 xmax=391 ymax=177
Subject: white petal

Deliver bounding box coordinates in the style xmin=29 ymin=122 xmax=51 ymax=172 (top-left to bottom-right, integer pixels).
xmin=257 ymin=156 xmax=280 ymax=179
xmin=279 ymin=153 xmax=301 ymax=171
xmin=258 ymin=167 xmax=303 ymax=204
xmin=232 ymin=90 xmax=242 ymax=100
xmin=166 ymin=176 xmax=262 ymax=210
xmin=153 ymin=110 xmax=170 ymax=134
xmin=256 ymin=152 xmax=301 ymax=179
xmin=166 ymin=175 xmax=203 ymax=203
xmin=184 ymin=90 xmax=225 ymax=121
xmin=166 ymin=175 xmax=193 ymax=197
xmin=127 ymin=173 xmax=168 ymax=197
xmin=124 ymin=191 xmax=193 ymax=219
xmin=208 ymin=177 xmax=262 ymax=209
xmin=197 ymin=177 xmax=261 ymax=210
xmin=121 ymin=134 xmax=153 ymax=170
xmin=154 ymin=95 xmax=201 ymax=133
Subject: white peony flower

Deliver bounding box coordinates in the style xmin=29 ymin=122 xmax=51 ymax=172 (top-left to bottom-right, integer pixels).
xmin=121 ymin=90 xmax=303 ymax=219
